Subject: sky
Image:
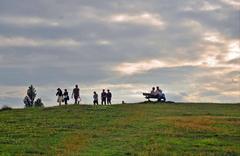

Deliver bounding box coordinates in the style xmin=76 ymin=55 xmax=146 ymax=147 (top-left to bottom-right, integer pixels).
xmin=0 ymin=0 xmax=239 ymax=108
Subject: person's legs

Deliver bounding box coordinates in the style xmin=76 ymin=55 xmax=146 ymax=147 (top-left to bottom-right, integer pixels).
xmin=158 ymin=94 xmax=166 ymax=102
xmin=64 ymin=99 xmax=67 ymax=105
xmin=162 ymin=94 xmax=166 ymax=102
xmin=158 ymin=94 xmax=164 ymax=102
xmin=104 ymin=98 xmax=106 ymax=105
xmin=163 ymin=97 xmax=166 ymax=102
xmin=108 ymin=98 xmax=111 ymax=105
xmin=57 ymin=97 xmax=59 ymax=105
xmin=74 ymin=98 xmax=78 ymax=104
xmin=58 ymin=96 xmax=61 ymax=106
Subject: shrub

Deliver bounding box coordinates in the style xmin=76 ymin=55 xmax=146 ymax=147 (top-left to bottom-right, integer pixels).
xmin=34 ymin=98 xmax=44 ymax=107
xmin=23 ymin=96 xmax=31 ymax=108
xmin=0 ymin=105 xmax=12 ymax=111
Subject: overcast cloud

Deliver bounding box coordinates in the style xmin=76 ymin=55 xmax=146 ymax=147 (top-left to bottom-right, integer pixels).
xmin=0 ymin=0 xmax=239 ymax=107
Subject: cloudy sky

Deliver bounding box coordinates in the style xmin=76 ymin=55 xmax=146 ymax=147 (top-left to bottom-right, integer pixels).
xmin=0 ymin=0 xmax=239 ymax=107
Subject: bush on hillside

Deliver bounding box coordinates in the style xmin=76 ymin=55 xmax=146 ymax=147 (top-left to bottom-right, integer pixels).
xmin=34 ymin=98 xmax=44 ymax=107
xmin=0 ymin=105 xmax=12 ymax=111
xmin=23 ymin=96 xmax=31 ymax=108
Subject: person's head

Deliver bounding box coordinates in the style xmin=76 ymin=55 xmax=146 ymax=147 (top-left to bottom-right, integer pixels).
xmin=75 ymin=85 xmax=78 ymax=88
xmin=64 ymin=89 xmax=67 ymax=92
xmin=152 ymin=87 xmax=155 ymax=90
xmin=107 ymin=89 xmax=110 ymax=92
xmin=156 ymin=86 xmax=159 ymax=90
xmin=57 ymin=88 xmax=60 ymax=91
xmin=103 ymin=89 xmax=105 ymax=92
xmin=94 ymin=91 xmax=96 ymax=94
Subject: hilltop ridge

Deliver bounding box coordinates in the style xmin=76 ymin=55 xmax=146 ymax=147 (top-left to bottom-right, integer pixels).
xmin=0 ymin=103 xmax=240 ymax=155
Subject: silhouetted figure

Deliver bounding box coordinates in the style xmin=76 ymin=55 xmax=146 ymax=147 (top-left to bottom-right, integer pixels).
xmin=156 ymin=86 xmax=166 ymax=102
xmin=143 ymin=86 xmax=166 ymax=102
xmin=150 ymin=87 xmax=156 ymax=96
xmin=63 ymin=89 xmax=69 ymax=105
xmin=107 ymin=89 xmax=112 ymax=105
xmin=101 ymin=89 xmax=107 ymax=105
xmin=93 ymin=91 xmax=98 ymax=106
xmin=56 ymin=88 xmax=63 ymax=106
xmin=72 ymin=85 xmax=80 ymax=104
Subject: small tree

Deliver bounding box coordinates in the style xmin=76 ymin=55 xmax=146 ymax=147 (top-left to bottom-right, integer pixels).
xmin=27 ymin=85 xmax=37 ymax=107
xmin=23 ymin=85 xmax=44 ymax=108
xmin=34 ymin=98 xmax=44 ymax=107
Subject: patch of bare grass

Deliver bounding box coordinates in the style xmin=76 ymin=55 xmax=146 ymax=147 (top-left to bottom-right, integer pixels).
xmin=160 ymin=116 xmax=219 ymax=132
xmin=56 ymin=133 xmax=88 ymax=155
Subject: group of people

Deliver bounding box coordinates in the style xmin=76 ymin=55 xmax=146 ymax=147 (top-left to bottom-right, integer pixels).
xmin=56 ymin=85 xmax=112 ymax=106
xmin=149 ymin=86 xmax=166 ymax=101
xmin=93 ymin=89 xmax=112 ymax=106
xmin=56 ymin=84 xmax=166 ymax=106
xmin=56 ymin=85 xmax=80 ymax=106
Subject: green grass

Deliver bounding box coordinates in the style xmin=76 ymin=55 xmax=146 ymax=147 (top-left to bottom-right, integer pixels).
xmin=0 ymin=103 xmax=240 ymax=156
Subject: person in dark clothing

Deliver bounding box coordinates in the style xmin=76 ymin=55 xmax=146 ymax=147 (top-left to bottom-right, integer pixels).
xmin=101 ymin=89 xmax=107 ymax=105
xmin=93 ymin=91 xmax=98 ymax=106
xmin=107 ymin=89 xmax=112 ymax=105
xmin=156 ymin=86 xmax=166 ymax=102
xmin=56 ymin=88 xmax=63 ymax=106
xmin=63 ymin=89 xmax=69 ymax=105
xmin=72 ymin=85 xmax=80 ymax=104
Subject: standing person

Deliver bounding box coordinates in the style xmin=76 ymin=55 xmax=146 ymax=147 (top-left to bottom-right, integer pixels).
xmin=72 ymin=85 xmax=80 ymax=104
xmin=63 ymin=89 xmax=69 ymax=105
xmin=93 ymin=91 xmax=98 ymax=106
xmin=56 ymin=88 xmax=63 ymax=106
xmin=101 ymin=89 xmax=107 ymax=105
xmin=107 ymin=89 xmax=112 ymax=105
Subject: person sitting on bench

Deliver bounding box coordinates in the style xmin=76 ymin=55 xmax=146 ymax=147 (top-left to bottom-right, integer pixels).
xmin=155 ymin=86 xmax=166 ymax=102
xmin=150 ymin=87 xmax=156 ymax=96
xmin=143 ymin=86 xmax=166 ymax=102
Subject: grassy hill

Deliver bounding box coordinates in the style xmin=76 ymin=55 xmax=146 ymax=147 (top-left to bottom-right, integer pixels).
xmin=0 ymin=103 xmax=240 ymax=155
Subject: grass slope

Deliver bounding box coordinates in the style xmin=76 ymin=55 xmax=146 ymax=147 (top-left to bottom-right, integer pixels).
xmin=0 ymin=103 xmax=240 ymax=156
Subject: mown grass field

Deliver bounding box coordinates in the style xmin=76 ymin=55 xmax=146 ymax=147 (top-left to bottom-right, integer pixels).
xmin=0 ymin=102 xmax=240 ymax=156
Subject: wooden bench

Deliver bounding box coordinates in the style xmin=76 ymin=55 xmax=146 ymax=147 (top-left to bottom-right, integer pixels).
xmin=143 ymin=93 xmax=166 ymax=102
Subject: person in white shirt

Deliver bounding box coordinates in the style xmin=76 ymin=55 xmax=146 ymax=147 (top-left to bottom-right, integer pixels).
xmin=93 ymin=91 xmax=98 ymax=106
xmin=150 ymin=87 xmax=156 ymax=96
